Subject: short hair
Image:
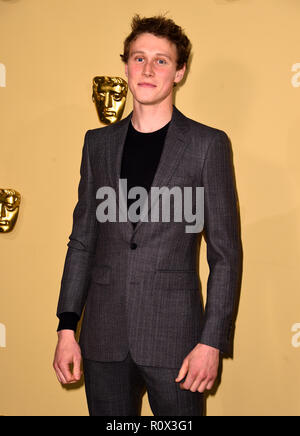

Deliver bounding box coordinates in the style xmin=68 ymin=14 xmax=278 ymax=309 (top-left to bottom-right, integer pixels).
xmin=120 ymin=14 xmax=191 ymax=71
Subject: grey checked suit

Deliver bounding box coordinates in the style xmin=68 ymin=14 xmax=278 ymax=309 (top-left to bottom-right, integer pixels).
xmin=56 ymin=105 xmax=242 ymax=368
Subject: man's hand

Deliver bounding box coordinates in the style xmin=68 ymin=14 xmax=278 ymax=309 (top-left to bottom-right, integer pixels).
xmin=175 ymin=343 xmax=219 ymax=393
xmin=53 ymin=330 xmax=82 ymax=385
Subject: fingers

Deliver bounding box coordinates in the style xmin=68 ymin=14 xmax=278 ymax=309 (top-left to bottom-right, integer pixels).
xmin=60 ymin=362 xmax=76 ymax=383
xmin=53 ymin=356 xmax=82 ymax=385
xmin=203 ymin=378 xmax=215 ymax=391
xmin=179 ymin=369 xmax=199 ymax=391
xmin=196 ymin=377 xmax=210 ymax=393
xmin=178 ymin=367 xmax=217 ymax=393
xmin=72 ymin=356 xmax=82 ymax=381
xmin=54 ymin=365 xmax=67 ymax=385
xmin=175 ymin=358 xmax=189 ymax=383
xmin=190 ymin=376 xmax=204 ymax=392
xmin=53 ymin=338 xmax=82 ymax=385
xmin=53 ymin=360 xmax=73 ymax=384
xmin=175 ymin=358 xmax=213 ymax=393
xmin=176 ymin=345 xmax=219 ymax=393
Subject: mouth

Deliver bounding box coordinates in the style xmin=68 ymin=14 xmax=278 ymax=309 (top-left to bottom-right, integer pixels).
xmin=138 ymin=83 xmax=157 ymax=88
xmin=0 ymin=220 xmax=8 ymax=226
xmin=104 ymin=110 xmax=116 ymax=116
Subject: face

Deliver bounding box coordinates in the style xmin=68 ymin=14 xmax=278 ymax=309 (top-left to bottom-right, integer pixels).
xmin=0 ymin=189 xmax=21 ymax=233
xmin=124 ymin=32 xmax=186 ymax=106
xmin=92 ymin=76 xmax=128 ymax=124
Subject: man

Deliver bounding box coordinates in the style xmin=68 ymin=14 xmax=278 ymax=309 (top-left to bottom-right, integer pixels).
xmin=53 ymin=14 xmax=242 ymax=416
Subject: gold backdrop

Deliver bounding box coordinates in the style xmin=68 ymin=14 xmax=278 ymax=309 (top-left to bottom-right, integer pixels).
xmin=1 ymin=0 xmax=300 ymax=416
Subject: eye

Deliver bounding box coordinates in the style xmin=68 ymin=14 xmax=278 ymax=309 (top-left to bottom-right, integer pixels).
xmin=4 ymin=196 xmax=18 ymax=210
xmin=4 ymin=202 xmax=15 ymax=211
xmin=157 ymin=59 xmax=167 ymax=65
xmin=135 ymin=57 xmax=144 ymax=62
xmin=113 ymin=93 xmax=122 ymax=101
xmin=5 ymin=205 xmax=15 ymax=211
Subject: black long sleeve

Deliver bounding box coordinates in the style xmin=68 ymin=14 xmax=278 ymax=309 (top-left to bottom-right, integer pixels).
xmin=57 ymin=312 xmax=80 ymax=332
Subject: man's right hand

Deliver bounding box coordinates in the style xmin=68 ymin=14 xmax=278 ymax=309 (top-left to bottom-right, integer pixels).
xmin=53 ymin=330 xmax=82 ymax=385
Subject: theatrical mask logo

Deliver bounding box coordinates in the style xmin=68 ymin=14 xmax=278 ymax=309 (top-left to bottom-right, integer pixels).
xmin=93 ymin=76 xmax=128 ymax=124
xmin=0 ymin=189 xmax=21 ymax=233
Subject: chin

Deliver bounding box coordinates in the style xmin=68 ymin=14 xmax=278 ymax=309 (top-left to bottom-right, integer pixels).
xmin=132 ymin=95 xmax=158 ymax=105
xmin=134 ymin=92 xmax=168 ymax=106
xmin=139 ymin=99 xmax=159 ymax=105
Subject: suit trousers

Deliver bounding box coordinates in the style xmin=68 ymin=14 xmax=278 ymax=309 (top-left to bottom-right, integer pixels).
xmin=82 ymin=351 xmax=203 ymax=416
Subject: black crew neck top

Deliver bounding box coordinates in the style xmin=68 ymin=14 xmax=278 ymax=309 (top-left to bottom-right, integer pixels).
xmin=120 ymin=119 xmax=170 ymax=226
xmin=57 ymin=119 xmax=171 ymax=332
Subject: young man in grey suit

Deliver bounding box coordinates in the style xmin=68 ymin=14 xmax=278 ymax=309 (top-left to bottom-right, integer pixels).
xmin=53 ymin=14 xmax=242 ymax=416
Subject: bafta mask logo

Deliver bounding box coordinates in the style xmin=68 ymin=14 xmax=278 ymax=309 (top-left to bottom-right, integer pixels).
xmin=0 ymin=189 xmax=21 ymax=233
xmin=92 ymin=76 xmax=128 ymax=125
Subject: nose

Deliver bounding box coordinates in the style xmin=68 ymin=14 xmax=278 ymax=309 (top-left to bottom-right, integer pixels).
xmin=0 ymin=203 xmax=6 ymax=218
xmin=104 ymin=92 xmax=113 ymax=108
xmin=142 ymin=60 xmax=154 ymax=77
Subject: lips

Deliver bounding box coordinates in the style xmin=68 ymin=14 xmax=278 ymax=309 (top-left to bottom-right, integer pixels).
xmin=138 ymin=83 xmax=156 ymax=87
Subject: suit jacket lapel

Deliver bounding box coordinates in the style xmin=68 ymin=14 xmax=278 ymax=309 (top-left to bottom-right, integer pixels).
xmin=105 ymin=105 xmax=190 ymax=237
xmin=105 ymin=110 xmax=133 ymax=231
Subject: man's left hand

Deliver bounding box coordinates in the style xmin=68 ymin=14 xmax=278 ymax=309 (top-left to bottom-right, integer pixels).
xmin=175 ymin=343 xmax=220 ymax=393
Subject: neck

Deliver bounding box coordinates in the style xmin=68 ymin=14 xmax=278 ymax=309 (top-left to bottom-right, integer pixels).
xmin=131 ymin=99 xmax=173 ymax=133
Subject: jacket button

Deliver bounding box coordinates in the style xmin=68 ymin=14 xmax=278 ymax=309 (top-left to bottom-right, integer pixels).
xmin=130 ymin=242 xmax=137 ymax=249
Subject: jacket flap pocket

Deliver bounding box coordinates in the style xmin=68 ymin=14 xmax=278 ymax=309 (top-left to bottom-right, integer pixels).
xmin=154 ymin=269 xmax=199 ymax=291
xmin=91 ymin=265 xmax=111 ymax=285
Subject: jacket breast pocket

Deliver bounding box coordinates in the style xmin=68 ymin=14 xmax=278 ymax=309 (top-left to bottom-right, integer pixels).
xmin=154 ymin=269 xmax=199 ymax=291
xmin=91 ymin=265 xmax=111 ymax=285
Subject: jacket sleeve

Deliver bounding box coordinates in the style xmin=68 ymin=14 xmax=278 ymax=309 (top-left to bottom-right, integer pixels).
xmin=56 ymin=130 xmax=98 ymax=319
xmin=199 ymin=130 xmax=242 ymax=355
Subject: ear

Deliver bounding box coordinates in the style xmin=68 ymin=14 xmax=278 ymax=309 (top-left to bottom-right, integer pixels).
xmin=174 ymin=63 xmax=186 ymax=84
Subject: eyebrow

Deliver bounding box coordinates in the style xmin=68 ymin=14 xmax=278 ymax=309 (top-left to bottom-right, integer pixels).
xmin=130 ymin=50 xmax=172 ymax=61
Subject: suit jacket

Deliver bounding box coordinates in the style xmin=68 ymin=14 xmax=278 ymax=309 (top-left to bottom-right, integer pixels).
xmin=56 ymin=105 xmax=242 ymax=368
